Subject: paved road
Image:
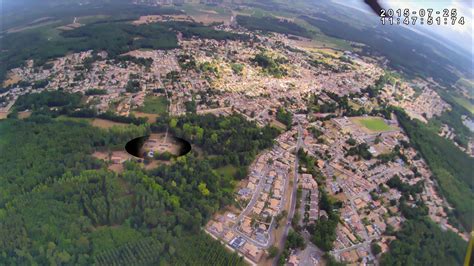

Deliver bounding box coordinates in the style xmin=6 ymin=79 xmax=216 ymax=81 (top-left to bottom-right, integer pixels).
xmin=231 ymin=165 xmax=271 ymax=247
xmin=273 ymin=123 xmax=303 ymax=265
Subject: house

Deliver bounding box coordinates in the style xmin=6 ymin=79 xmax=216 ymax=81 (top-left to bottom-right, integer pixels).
xmin=223 ymin=231 xmax=235 ymax=243
xmin=210 ymin=221 xmax=223 ymax=234
xmin=242 ymin=242 xmax=262 ymax=262
xmin=269 ymin=199 xmax=280 ymax=211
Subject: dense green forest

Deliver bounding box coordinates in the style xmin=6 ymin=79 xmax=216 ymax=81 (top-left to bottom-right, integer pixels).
xmin=156 ymin=114 xmax=279 ymax=168
xmin=236 ymin=15 xmax=311 ymax=38
xmin=395 ymin=109 xmax=474 ymax=231
xmin=0 ymin=110 xmax=278 ymax=264
xmin=380 ymin=218 xmax=467 ymax=266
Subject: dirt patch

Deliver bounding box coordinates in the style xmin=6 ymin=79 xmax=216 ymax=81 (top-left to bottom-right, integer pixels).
xmin=0 ymin=112 xmax=8 ymax=120
xmin=142 ymin=133 xmax=183 ymax=156
xmin=92 ymin=151 xmax=109 ymax=161
xmin=192 ymin=14 xmax=229 ymax=25
xmin=93 ymin=150 xmax=134 ymax=173
xmin=18 ymin=111 xmax=32 ymax=119
xmin=57 ymin=23 xmax=82 ymax=31
xmin=3 ymin=73 xmax=21 ymax=87
xmin=132 ymin=111 xmax=159 ymax=123
xmin=91 ymin=118 xmax=128 ymax=129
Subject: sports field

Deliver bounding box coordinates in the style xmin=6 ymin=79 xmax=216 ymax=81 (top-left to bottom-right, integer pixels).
xmin=351 ymin=116 xmax=395 ymax=132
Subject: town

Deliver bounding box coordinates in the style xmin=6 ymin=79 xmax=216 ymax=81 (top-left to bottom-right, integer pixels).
xmin=0 ymin=12 xmax=471 ymax=266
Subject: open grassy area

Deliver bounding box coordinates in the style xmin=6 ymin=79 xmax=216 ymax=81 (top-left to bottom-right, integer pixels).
xmin=137 ymin=95 xmax=168 ymax=115
xmin=452 ymin=96 xmax=474 ymax=115
xmin=215 ymin=165 xmax=237 ymax=179
xmin=55 ymin=116 xmax=129 ymax=129
xmin=352 ymin=116 xmax=395 ymax=132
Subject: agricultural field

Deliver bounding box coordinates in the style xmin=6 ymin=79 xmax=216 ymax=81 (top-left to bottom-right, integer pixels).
xmin=452 ymin=96 xmax=474 ymax=115
xmin=351 ymin=116 xmax=396 ymax=132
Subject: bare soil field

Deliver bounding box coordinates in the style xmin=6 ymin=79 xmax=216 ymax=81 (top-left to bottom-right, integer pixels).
xmin=132 ymin=111 xmax=159 ymax=123
xmin=91 ymin=118 xmax=128 ymax=129
xmin=143 ymin=133 xmax=182 ymax=156
xmin=18 ymin=111 xmax=32 ymax=119
xmin=2 ymin=73 xmax=21 ymax=87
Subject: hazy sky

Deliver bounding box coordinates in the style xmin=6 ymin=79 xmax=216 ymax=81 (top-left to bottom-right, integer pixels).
xmin=332 ymin=0 xmax=473 ymax=54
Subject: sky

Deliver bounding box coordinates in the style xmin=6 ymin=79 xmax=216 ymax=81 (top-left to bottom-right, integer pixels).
xmin=332 ymin=0 xmax=473 ymax=54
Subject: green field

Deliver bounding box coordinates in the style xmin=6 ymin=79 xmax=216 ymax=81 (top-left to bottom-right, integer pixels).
xmin=137 ymin=96 xmax=168 ymax=115
xmin=352 ymin=116 xmax=395 ymax=132
xmin=215 ymin=165 xmax=237 ymax=179
xmin=452 ymin=96 xmax=474 ymax=115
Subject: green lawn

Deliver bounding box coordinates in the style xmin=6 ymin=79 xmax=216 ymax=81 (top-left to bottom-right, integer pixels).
xmin=352 ymin=117 xmax=395 ymax=132
xmin=137 ymin=96 xmax=168 ymax=115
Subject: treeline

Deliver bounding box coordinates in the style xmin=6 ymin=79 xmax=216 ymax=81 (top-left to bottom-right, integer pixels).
xmin=14 ymin=90 xmax=82 ymax=111
xmin=395 ymin=109 xmax=474 ymax=231
xmin=236 ymin=15 xmax=311 ymax=38
xmin=85 ymin=88 xmax=108 ymax=96
xmin=13 ymin=90 xmax=148 ymax=125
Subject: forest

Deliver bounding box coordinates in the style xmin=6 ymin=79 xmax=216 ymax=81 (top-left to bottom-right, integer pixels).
xmin=395 ymin=109 xmax=474 ymax=231
xmin=380 ymin=219 xmax=466 ymax=265
xmin=0 ymin=110 xmax=277 ymax=264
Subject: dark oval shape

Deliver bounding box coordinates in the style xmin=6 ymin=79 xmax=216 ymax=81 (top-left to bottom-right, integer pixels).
xmin=174 ymin=136 xmax=192 ymax=157
xmin=125 ymin=136 xmax=147 ymax=158
xmin=125 ymin=133 xmax=191 ymax=159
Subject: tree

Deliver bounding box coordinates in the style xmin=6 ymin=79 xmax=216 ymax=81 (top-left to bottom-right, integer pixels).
xmin=371 ymin=243 xmax=382 ymax=255
xmin=267 ymin=246 xmax=279 ymax=258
